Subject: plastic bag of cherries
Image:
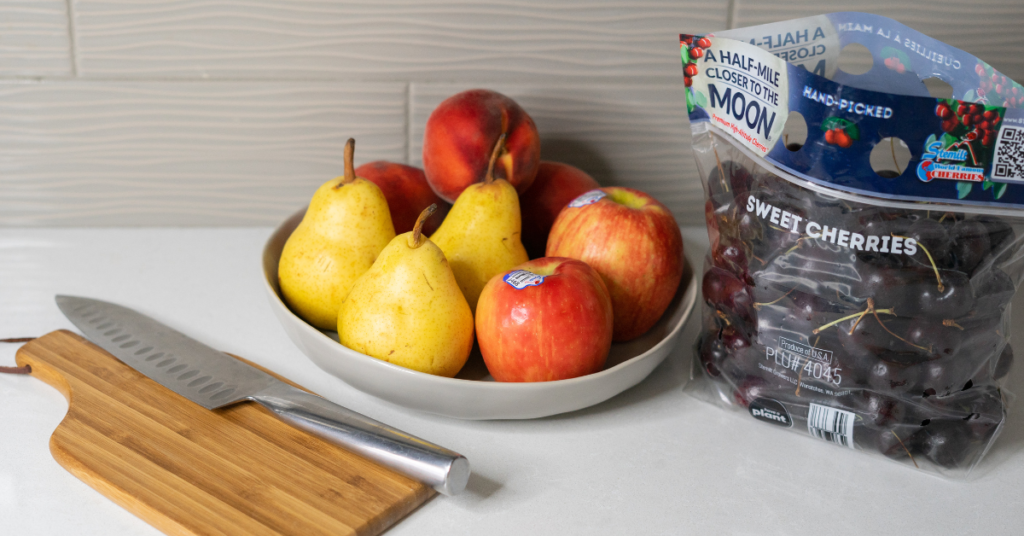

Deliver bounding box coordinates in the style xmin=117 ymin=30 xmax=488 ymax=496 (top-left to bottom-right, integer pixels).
xmin=681 ymin=13 xmax=1024 ymax=476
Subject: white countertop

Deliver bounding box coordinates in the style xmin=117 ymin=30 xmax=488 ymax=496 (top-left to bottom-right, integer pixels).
xmin=1 ymin=226 xmax=1023 ymax=535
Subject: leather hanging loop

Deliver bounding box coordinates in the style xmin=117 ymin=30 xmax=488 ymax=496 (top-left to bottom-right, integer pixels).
xmin=1 ymin=337 xmax=36 ymax=374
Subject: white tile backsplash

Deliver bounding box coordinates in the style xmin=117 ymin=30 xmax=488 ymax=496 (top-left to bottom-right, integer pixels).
xmin=0 ymin=81 xmax=406 ymax=226
xmin=0 ymin=1 xmax=72 ymax=76
xmin=0 ymin=1 xmax=1021 ymax=227
xmin=72 ymin=0 xmax=728 ymax=80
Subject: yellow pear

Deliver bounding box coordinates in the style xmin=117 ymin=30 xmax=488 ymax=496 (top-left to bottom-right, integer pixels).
xmin=430 ymin=135 xmax=529 ymax=312
xmin=279 ymin=138 xmax=395 ymax=330
xmin=338 ymin=206 xmax=474 ymax=377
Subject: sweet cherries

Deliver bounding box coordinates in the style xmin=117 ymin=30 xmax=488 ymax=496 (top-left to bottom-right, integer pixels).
xmin=684 ymin=13 xmax=1024 ymax=476
xmin=699 ymin=157 xmax=1013 ymax=471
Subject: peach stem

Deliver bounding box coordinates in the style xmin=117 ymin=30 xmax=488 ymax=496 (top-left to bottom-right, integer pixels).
xmin=409 ymin=204 xmax=437 ymax=249
xmin=484 ymin=134 xmax=507 ymax=185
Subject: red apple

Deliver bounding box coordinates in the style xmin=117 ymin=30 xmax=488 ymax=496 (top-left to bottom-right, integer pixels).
xmin=547 ymin=187 xmax=683 ymax=342
xmin=422 ymin=89 xmax=541 ymax=203
xmin=519 ymin=161 xmax=600 ymax=259
xmin=355 ymin=161 xmax=450 ymax=235
xmin=476 ymin=257 xmax=613 ymax=382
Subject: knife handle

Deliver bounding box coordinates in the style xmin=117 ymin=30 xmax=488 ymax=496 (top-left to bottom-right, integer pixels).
xmin=249 ymin=383 xmax=469 ymax=495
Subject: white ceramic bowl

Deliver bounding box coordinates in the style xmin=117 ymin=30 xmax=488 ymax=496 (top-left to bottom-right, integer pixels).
xmin=262 ymin=209 xmax=698 ymax=420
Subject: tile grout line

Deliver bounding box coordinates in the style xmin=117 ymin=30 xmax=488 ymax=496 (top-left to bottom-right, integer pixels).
xmin=65 ymin=0 xmax=79 ymax=76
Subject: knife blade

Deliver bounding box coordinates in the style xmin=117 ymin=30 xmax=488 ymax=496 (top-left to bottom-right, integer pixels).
xmin=55 ymin=295 xmax=469 ymax=495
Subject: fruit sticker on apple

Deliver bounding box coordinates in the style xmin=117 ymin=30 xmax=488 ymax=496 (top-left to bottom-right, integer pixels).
xmin=503 ymin=269 xmax=546 ymax=289
xmin=567 ymin=190 xmax=607 ymax=208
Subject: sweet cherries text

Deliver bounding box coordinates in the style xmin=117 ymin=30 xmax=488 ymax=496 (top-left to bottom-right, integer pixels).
xmin=745 ymin=195 xmax=919 ymax=255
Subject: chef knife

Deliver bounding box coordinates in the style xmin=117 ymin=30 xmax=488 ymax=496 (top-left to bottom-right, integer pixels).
xmin=55 ymin=295 xmax=470 ymax=496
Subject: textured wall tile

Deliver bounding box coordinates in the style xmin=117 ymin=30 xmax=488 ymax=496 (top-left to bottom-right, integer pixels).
xmin=410 ymin=84 xmax=702 ymax=225
xmin=0 ymin=1 xmax=72 ymax=76
xmin=73 ymin=0 xmax=728 ymax=80
xmin=0 ymin=81 xmax=406 ymax=226
xmin=732 ymin=1 xmax=1024 ymax=83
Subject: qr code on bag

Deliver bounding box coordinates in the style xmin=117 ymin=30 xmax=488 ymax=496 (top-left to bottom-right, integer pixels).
xmin=992 ymin=126 xmax=1024 ymax=182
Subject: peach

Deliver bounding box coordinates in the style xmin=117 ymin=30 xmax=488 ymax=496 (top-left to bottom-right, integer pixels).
xmin=355 ymin=161 xmax=450 ymax=236
xmin=423 ymin=89 xmax=541 ymax=203
xmin=519 ymin=161 xmax=600 ymax=259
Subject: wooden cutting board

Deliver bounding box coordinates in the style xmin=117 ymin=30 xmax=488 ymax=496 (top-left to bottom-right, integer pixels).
xmin=15 ymin=330 xmax=434 ymax=536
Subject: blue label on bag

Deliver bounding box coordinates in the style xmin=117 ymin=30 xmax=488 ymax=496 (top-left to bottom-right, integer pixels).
xmin=503 ymin=270 xmax=546 ymax=289
xmin=568 ymin=190 xmax=607 ymax=208
xmin=682 ymin=12 xmax=1024 ymax=208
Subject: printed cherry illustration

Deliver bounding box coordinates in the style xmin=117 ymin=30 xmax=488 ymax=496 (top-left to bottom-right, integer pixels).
xmin=834 ymin=129 xmax=853 ymax=148
xmin=883 ymin=57 xmax=906 ymax=73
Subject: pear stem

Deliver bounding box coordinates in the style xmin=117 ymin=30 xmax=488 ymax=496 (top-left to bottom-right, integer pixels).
xmin=484 ymin=133 xmax=507 ymax=185
xmin=409 ymin=204 xmax=437 ymax=249
xmin=340 ymin=138 xmax=356 ymax=186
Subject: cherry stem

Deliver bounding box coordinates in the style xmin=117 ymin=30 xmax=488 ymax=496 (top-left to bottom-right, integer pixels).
xmin=784 ymin=236 xmax=810 ymax=256
xmin=813 ymin=302 xmax=895 ymax=334
xmin=868 ymin=298 xmax=930 ymax=352
xmin=484 ymin=134 xmax=507 ymax=185
xmin=943 ymin=319 xmax=965 ymax=330
xmin=338 ymin=138 xmax=356 ymax=187
xmin=893 ymin=233 xmax=944 ymax=292
xmin=715 ymin=309 xmax=732 ymax=326
xmin=892 ymin=431 xmax=919 ymax=469
xmin=712 ymin=147 xmax=730 ymax=194
xmin=848 ymin=307 xmax=870 ymax=335
xmin=753 ymin=288 xmax=795 ymax=310
xmin=409 ymin=204 xmax=437 ymax=249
